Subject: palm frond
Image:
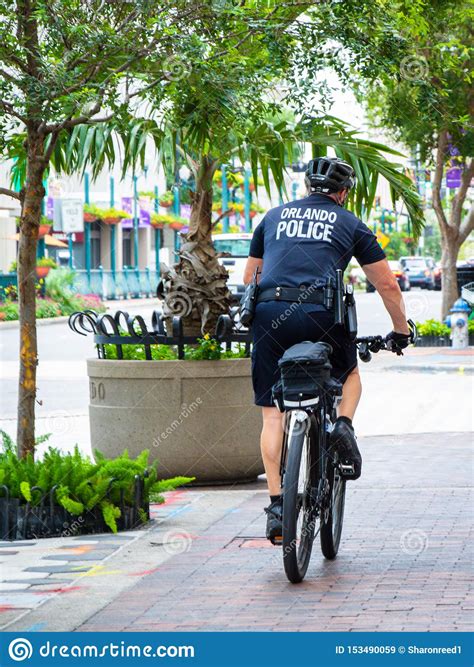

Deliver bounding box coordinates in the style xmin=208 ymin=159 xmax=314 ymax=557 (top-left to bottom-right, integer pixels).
xmin=6 ymin=110 xmax=423 ymax=237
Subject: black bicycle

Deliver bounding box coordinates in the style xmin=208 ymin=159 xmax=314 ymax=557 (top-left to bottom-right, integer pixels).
xmin=276 ymin=321 xmax=417 ymax=584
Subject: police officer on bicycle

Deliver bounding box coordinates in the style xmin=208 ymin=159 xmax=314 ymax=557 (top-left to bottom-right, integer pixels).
xmin=243 ymin=157 xmax=411 ymax=543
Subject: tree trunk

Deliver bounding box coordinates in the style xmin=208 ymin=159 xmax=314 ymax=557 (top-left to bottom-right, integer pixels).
xmin=161 ymin=156 xmax=232 ymax=335
xmin=430 ymin=130 xmax=473 ymax=319
xmin=16 ymin=130 xmax=45 ymax=458
xmin=440 ymin=228 xmax=460 ymax=319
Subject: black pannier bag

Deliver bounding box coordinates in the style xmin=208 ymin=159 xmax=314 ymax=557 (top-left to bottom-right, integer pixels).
xmin=277 ymin=341 xmax=333 ymax=408
xmin=323 ymin=376 xmax=343 ymax=399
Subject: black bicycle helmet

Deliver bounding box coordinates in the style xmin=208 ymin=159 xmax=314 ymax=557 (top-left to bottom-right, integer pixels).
xmin=305 ymin=157 xmax=356 ymax=193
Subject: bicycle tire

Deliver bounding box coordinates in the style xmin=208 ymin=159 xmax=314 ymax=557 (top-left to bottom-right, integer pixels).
xmin=282 ymin=412 xmax=319 ymax=583
xmin=320 ymin=450 xmax=346 ymax=559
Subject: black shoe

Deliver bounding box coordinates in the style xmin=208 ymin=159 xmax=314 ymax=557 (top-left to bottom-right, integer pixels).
xmin=264 ymin=497 xmax=283 ymax=545
xmin=330 ymin=419 xmax=362 ymax=480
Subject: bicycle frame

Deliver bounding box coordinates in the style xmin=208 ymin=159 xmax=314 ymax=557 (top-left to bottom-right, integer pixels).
xmin=280 ymin=393 xmax=335 ymax=517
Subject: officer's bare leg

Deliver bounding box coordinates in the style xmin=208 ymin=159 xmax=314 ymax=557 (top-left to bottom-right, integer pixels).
xmin=338 ymin=366 xmax=362 ymax=420
xmin=260 ymin=406 xmax=284 ymax=496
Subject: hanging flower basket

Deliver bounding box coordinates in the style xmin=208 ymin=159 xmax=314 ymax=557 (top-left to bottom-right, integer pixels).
xmin=84 ymin=213 xmax=99 ymax=223
xmin=249 ymin=183 xmax=256 ymax=192
xmin=169 ymin=221 xmax=185 ymax=231
xmin=99 ymin=208 xmax=129 ymax=225
xmin=159 ymin=191 xmax=174 ymax=208
xmin=36 ymin=258 xmax=57 ymax=279
xmin=38 ymin=223 xmax=52 ymax=238
xmin=151 ymin=213 xmax=174 ymax=229
xmin=249 ymin=210 xmax=257 ymax=219
xmin=36 ymin=266 xmax=51 ymax=279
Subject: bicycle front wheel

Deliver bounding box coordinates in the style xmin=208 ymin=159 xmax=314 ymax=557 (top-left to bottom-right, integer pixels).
xmin=282 ymin=412 xmax=319 ymax=584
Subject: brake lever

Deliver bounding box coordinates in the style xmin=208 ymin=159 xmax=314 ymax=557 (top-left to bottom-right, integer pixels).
xmin=386 ymin=339 xmax=404 ymax=356
xmin=407 ymin=318 xmax=418 ymax=345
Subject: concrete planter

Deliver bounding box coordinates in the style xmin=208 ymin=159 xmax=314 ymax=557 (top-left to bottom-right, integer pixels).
xmin=87 ymin=358 xmax=263 ymax=484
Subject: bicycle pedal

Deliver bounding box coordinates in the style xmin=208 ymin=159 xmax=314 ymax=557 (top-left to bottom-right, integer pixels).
xmin=271 ymin=535 xmax=283 ymax=546
xmin=339 ymin=462 xmax=355 ymax=476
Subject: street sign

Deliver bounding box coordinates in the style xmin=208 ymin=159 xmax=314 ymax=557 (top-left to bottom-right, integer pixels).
xmin=61 ymin=199 xmax=84 ymax=233
xmin=376 ymin=230 xmax=390 ymax=250
xmin=46 ymin=196 xmax=55 ymax=221
xmin=446 ymin=167 xmax=462 ymax=189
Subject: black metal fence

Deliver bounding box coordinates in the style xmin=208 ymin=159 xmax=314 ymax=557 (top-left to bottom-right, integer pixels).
xmin=68 ymin=309 xmax=252 ymax=359
xmin=0 ymin=474 xmax=149 ymax=541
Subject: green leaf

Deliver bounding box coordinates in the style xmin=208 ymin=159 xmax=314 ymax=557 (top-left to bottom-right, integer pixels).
xmin=20 ymin=481 xmax=32 ymax=502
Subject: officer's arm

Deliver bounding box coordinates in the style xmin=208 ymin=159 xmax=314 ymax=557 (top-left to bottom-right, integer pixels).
xmin=362 ymin=259 xmax=409 ymax=334
xmin=243 ymin=257 xmax=263 ymax=285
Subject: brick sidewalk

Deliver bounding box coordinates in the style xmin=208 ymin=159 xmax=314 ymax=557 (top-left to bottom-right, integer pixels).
xmin=74 ymin=432 xmax=472 ymax=633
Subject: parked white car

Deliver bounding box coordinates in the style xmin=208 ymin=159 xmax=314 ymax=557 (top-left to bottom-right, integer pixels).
xmin=212 ymin=233 xmax=253 ymax=298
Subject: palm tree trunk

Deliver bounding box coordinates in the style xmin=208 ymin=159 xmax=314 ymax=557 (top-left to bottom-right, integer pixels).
xmin=16 ymin=129 xmax=45 ymax=458
xmin=161 ymin=156 xmax=232 ymax=335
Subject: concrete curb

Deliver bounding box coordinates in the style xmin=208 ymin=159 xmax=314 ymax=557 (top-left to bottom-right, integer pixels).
xmin=386 ymin=363 xmax=473 ymax=374
xmin=0 ymin=300 xmax=156 ymax=330
xmin=0 ymin=315 xmax=70 ymax=330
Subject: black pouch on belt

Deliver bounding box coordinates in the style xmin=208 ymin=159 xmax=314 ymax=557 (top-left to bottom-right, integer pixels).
xmin=344 ymin=284 xmax=358 ymax=340
xmin=239 ymin=267 xmax=260 ymax=327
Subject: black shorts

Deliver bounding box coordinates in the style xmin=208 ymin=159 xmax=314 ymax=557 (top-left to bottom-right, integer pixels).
xmin=251 ymin=301 xmax=357 ymax=407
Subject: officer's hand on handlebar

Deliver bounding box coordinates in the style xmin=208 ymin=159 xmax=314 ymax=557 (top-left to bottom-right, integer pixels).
xmin=386 ymin=330 xmax=411 ymax=355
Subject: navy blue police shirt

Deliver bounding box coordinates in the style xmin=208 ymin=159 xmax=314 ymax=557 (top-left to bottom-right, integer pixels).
xmin=249 ymin=193 xmax=385 ymax=293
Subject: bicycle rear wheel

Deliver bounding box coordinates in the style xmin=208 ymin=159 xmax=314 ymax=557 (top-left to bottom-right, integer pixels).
xmin=320 ymin=451 xmax=346 ymax=559
xmin=282 ymin=412 xmax=319 ymax=583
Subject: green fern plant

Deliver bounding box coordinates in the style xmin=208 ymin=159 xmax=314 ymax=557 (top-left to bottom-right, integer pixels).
xmin=0 ymin=432 xmax=193 ymax=535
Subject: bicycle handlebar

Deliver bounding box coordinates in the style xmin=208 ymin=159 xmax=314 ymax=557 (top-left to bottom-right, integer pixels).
xmin=355 ymin=319 xmax=417 ymax=363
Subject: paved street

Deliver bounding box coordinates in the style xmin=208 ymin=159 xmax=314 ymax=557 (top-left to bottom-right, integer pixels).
xmin=0 ymin=289 xmax=444 ymax=365
xmin=2 ymin=432 xmax=472 ymax=633
xmin=2 ymin=290 xmax=467 ymax=454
